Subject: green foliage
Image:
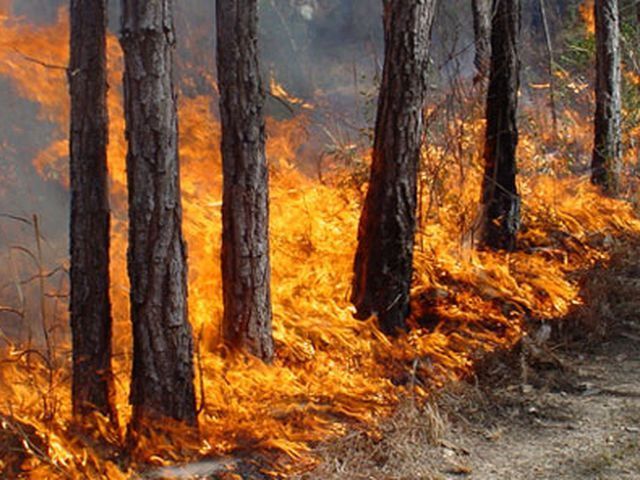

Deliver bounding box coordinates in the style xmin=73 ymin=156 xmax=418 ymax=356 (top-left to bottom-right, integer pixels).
xmin=559 ymin=34 xmax=595 ymax=73
xmin=556 ymin=2 xmax=594 ymax=76
xmin=554 ymin=1 xmax=640 ymax=147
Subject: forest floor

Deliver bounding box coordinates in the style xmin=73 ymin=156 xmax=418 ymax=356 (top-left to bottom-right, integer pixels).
xmin=302 ymin=243 xmax=640 ymax=480
xmin=436 ymin=331 xmax=640 ymax=479
xmin=302 ymin=329 xmax=640 ymax=480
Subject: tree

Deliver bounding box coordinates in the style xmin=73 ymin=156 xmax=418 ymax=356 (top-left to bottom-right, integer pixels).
xmin=351 ymin=0 xmax=438 ymax=335
xmin=68 ymin=0 xmax=116 ymax=423
xmin=120 ymin=0 xmax=197 ymax=428
xmin=472 ymin=0 xmax=492 ymax=84
xmin=479 ymin=0 xmax=521 ymax=251
xmin=217 ymin=0 xmax=274 ymax=361
xmin=592 ymin=0 xmax=621 ymax=195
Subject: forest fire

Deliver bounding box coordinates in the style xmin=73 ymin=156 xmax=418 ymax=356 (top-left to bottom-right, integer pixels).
xmin=1 ymin=1 xmax=639 ymax=479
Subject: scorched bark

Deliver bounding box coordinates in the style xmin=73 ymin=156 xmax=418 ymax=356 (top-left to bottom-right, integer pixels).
xmin=351 ymin=0 xmax=437 ymax=334
xmin=68 ymin=0 xmax=116 ymax=423
xmin=479 ymin=0 xmax=521 ymax=251
xmin=120 ymin=0 xmax=197 ymax=427
xmin=592 ymin=0 xmax=621 ymax=195
xmin=217 ymin=0 xmax=274 ymax=361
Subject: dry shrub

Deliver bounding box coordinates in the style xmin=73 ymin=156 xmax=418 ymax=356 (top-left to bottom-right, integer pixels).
xmin=558 ymin=236 xmax=640 ymax=343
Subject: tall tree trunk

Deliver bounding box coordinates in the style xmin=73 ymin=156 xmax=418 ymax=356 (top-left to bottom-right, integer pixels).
xmin=479 ymin=0 xmax=521 ymax=251
xmin=592 ymin=0 xmax=621 ymax=195
xmin=217 ymin=0 xmax=274 ymax=361
xmin=68 ymin=0 xmax=116 ymax=423
xmin=120 ymin=0 xmax=197 ymax=428
xmin=351 ymin=0 xmax=437 ymax=335
xmin=472 ymin=0 xmax=492 ymax=84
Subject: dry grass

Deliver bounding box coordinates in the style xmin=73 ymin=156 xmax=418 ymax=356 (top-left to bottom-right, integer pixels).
xmin=554 ymin=235 xmax=640 ymax=345
xmin=297 ymin=398 xmax=447 ymax=480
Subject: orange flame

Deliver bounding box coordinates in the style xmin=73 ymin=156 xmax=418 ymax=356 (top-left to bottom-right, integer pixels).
xmin=579 ymin=0 xmax=595 ymax=35
xmin=0 ymin=3 xmax=639 ymax=478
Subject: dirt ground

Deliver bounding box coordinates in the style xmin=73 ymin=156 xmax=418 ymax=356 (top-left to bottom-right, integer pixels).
xmin=435 ymin=330 xmax=640 ymax=480
xmin=300 ymin=324 xmax=640 ymax=480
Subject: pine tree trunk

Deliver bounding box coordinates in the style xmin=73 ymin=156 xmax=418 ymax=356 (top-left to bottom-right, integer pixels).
xmin=217 ymin=0 xmax=274 ymax=361
xmin=479 ymin=0 xmax=521 ymax=251
xmin=68 ymin=0 xmax=115 ymax=423
xmin=472 ymin=0 xmax=492 ymax=83
xmin=120 ymin=0 xmax=197 ymax=428
xmin=351 ymin=0 xmax=437 ymax=335
xmin=592 ymin=0 xmax=621 ymax=195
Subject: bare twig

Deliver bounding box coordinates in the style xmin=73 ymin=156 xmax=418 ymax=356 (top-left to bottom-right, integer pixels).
xmin=9 ymin=245 xmax=38 ymax=266
xmin=0 ymin=265 xmax=65 ymax=292
xmin=267 ymin=90 xmax=296 ymax=114
xmin=0 ymin=348 xmax=52 ymax=371
xmin=0 ymin=305 xmax=24 ymax=318
xmin=0 ymin=213 xmax=32 ymax=226
xmin=1 ymin=410 xmax=69 ymax=478
xmin=196 ymin=326 xmax=206 ymax=415
xmin=32 ymin=215 xmax=55 ymax=422
xmin=11 ymin=47 xmax=67 ymax=72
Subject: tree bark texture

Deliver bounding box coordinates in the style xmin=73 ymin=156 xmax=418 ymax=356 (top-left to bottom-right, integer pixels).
xmin=472 ymin=0 xmax=492 ymax=83
xmin=479 ymin=0 xmax=521 ymax=251
xmin=592 ymin=0 xmax=621 ymax=195
xmin=351 ymin=0 xmax=437 ymax=335
xmin=217 ymin=0 xmax=274 ymax=361
xmin=120 ymin=0 xmax=197 ymax=427
xmin=68 ymin=0 xmax=116 ymax=423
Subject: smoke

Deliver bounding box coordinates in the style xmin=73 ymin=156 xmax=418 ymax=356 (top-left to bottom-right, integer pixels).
xmin=11 ymin=0 xmax=62 ymax=22
xmin=0 ymin=0 xmax=575 ymax=346
xmin=0 ymin=0 xmax=578 ymax=235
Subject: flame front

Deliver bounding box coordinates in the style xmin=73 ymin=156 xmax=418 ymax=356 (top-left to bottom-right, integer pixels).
xmin=0 ymin=4 xmax=639 ymax=478
xmin=579 ymin=0 xmax=595 ymax=35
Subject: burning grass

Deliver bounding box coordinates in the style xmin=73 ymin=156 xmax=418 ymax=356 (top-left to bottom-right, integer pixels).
xmin=1 ymin=3 xmax=640 ymax=479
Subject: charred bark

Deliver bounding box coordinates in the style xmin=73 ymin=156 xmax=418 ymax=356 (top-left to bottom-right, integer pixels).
xmin=351 ymin=0 xmax=437 ymax=335
xmin=472 ymin=0 xmax=492 ymax=84
xmin=68 ymin=0 xmax=116 ymax=423
xmin=120 ymin=0 xmax=197 ymax=428
xmin=479 ymin=0 xmax=521 ymax=251
xmin=592 ymin=0 xmax=621 ymax=195
xmin=217 ymin=0 xmax=274 ymax=361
